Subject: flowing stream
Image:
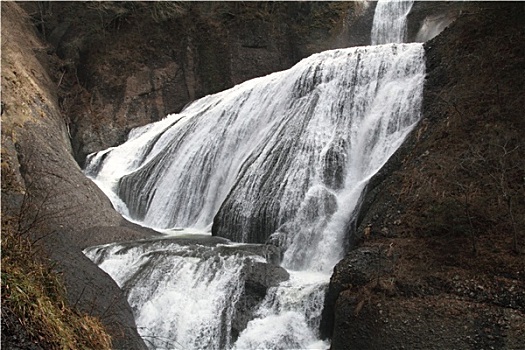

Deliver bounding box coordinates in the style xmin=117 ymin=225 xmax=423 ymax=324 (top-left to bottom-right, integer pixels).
xmin=84 ymin=1 xmax=424 ymax=348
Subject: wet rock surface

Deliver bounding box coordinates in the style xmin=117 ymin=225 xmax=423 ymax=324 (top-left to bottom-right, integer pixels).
xmin=232 ymin=259 xmax=290 ymax=342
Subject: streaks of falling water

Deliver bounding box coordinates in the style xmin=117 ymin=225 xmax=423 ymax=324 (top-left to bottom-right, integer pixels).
xmin=371 ymin=0 xmax=415 ymax=45
xmin=84 ymin=42 xmax=425 ymax=349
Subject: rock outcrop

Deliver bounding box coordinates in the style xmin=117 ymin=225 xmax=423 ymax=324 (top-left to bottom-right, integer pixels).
xmin=233 ymin=256 xmax=290 ymax=341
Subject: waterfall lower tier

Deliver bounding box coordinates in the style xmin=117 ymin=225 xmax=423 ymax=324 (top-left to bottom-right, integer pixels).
xmin=84 ymin=238 xmax=329 ymax=350
xmin=84 ymin=40 xmax=425 ymax=349
xmin=233 ymin=271 xmax=329 ymax=350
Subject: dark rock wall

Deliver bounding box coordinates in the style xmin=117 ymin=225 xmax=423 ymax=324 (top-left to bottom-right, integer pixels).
xmin=20 ymin=1 xmax=372 ymax=166
xmin=323 ymin=3 xmax=525 ymax=349
xmin=407 ymin=1 xmax=465 ymax=42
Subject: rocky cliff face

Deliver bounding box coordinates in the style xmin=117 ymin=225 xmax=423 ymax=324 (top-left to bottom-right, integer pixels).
xmin=322 ymin=3 xmax=525 ymax=349
xmin=1 ymin=3 xmax=152 ymax=349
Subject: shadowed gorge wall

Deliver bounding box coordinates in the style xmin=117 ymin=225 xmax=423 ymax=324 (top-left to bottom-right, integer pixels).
xmin=322 ymin=3 xmax=525 ymax=348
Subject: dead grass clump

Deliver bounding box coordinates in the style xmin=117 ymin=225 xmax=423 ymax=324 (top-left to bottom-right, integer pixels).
xmin=1 ymin=216 xmax=112 ymax=349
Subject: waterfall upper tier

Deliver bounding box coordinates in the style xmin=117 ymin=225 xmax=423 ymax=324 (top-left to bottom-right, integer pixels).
xmin=371 ymin=0 xmax=415 ymax=45
xmin=86 ymin=44 xmax=425 ymax=263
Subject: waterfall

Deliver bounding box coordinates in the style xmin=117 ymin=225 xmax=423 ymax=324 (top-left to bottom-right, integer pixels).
xmin=84 ymin=1 xmax=422 ymax=348
xmin=371 ymin=0 xmax=415 ymax=45
xmin=86 ymin=45 xmax=423 ymax=239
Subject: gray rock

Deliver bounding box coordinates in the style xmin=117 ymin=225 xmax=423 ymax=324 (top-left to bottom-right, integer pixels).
xmin=232 ymin=259 xmax=290 ymax=342
xmin=320 ymin=244 xmax=395 ymax=339
xmin=43 ymin=237 xmax=148 ymax=350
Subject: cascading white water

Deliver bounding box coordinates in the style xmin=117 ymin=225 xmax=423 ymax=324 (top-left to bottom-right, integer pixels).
xmin=232 ymin=270 xmax=329 ymax=349
xmin=85 ymin=240 xmax=249 ymax=349
xmin=84 ymin=1 xmax=424 ymax=348
xmin=371 ymin=0 xmax=415 ymax=45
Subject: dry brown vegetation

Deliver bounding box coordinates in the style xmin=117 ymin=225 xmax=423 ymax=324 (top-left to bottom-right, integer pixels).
xmin=1 ymin=214 xmax=112 ymax=350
